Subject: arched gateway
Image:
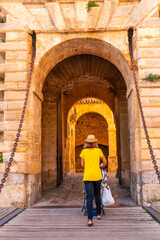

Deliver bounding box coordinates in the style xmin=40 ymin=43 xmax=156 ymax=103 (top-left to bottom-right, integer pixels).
xmin=28 ymin=38 xmax=135 ymax=205
xmin=0 ymin=1 xmax=160 ymax=208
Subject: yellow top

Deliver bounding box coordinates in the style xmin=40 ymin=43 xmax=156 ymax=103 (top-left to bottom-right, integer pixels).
xmin=80 ymin=148 xmax=103 ymax=181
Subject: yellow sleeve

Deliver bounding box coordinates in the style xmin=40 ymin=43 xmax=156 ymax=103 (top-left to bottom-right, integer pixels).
xmin=99 ymin=148 xmax=103 ymax=158
xmin=80 ymin=149 xmax=84 ymax=159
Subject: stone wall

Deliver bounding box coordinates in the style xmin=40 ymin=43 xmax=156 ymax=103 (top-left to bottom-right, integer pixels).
xmin=75 ymin=112 xmax=108 ymax=147
xmin=0 ymin=0 xmax=159 ymax=206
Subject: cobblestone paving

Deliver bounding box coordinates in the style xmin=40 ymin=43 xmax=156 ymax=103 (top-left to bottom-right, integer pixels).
xmin=34 ymin=173 xmax=136 ymax=207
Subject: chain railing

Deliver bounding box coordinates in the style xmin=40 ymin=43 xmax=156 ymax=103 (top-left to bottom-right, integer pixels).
xmin=128 ymin=28 xmax=160 ymax=183
xmin=0 ymin=31 xmax=36 ymax=193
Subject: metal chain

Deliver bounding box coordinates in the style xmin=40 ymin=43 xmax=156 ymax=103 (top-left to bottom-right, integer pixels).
xmin=0 ymin=31 xmax=36 ymax=193
xmin=128 ymin=28 xmax=160 ymax=183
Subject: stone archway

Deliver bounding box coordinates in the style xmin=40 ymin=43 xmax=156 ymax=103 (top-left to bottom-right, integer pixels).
xmin=27 ymin=38 xmax=138 ymax=205
xmin=66 ymin=98 xmax=117 ymax=174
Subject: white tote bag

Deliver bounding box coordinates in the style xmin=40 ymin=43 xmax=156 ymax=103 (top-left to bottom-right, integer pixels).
xmin=102 ymin=185 xmax=115 ymax=206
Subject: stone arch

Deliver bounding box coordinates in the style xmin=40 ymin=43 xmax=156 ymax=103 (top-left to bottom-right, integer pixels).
xmin=33 ymin=38 xmax=133 ymax=95
xmin=29 ymin=36 xmax=137 ymax=203
xmin=66 ymin=101 xmax=117 ymax=173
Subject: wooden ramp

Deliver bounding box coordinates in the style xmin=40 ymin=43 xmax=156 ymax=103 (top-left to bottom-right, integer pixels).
xmin=0 ymin=207 xmax=159 ymax=240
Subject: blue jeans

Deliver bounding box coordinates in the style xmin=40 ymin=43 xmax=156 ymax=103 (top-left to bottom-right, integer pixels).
xmin=84 ymin=180 xmax=102 ymax=220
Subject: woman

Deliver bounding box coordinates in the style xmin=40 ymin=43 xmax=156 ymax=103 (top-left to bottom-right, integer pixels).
xmin=80 ymin=135 xmax=107 ymax=227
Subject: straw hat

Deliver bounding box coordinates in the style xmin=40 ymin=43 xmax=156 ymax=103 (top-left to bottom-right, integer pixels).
xmin=85 ymin=135 xmax=97 ymax=143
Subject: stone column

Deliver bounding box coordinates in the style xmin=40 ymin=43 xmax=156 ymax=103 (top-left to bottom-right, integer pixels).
xmin=108 ymin=124 xmax=117 ymax=172
xmin=70 ymin=124 xmax=75 ymax=173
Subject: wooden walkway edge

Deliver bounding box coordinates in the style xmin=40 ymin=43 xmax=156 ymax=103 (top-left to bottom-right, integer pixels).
xmin=144 ymin=207 xmax=160 ymax=224
xmin=0 ymin=208 xmax=24 ymax=226
xmin=0 ymin=207 xmax=159 ymax=240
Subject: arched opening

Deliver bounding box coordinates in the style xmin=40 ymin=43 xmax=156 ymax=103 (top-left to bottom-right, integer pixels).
xmin=66 ymin=97 xmax=117 ymax=175
xmin=30 ymin=38 xmax=137 ymax=206
xmin=75 ymin=112 xmax=109 ymax=173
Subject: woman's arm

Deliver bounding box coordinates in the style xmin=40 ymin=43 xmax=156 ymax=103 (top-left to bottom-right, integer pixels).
xmin=81 ymin=158 xmax=84 ymax=168
xmin=100 ymin=155 xmax=107 ymax=168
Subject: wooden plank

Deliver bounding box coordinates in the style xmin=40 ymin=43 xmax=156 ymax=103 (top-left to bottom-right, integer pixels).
xmin=0 ymin=207 xmax=159 ymax=239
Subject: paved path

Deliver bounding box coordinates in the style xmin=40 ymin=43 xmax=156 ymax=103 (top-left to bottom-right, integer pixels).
xmin=0 ymin=207 xmax=159 ymax=239
xmin=34 ymin=173 xmax=136 ymax=207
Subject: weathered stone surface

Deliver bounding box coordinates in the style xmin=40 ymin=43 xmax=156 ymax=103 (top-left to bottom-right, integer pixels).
xmin=5 ymin=72 xmax=27 ymax=83
xmin=0 ymin=62 xmax=27 ymax=73
xmin=123 ymin=0 xmax=160 ymax=28
xmin=0 ymin=3 xmax=42 ymax=30
xmin=0 ymin=0 xmax=159 ymax=208
xmin=0 ymin=184 xmax=26 ymax=207
xmin=142 ymin=183 xmax=160 ymax=205
xmin=28 ymin=7 xmax=56 ymax=32
xmin=6 ymin=52 xmax=28 ymax=61
xmin=4 ymin=91 xmax=26 ymax=101
xmin=45 ymin=3 xmax=66 ymax=32
xmin=141 ymin=171 xmax=160 ymax=184
xmin=6 ymin=32 xmax=28 ymax=42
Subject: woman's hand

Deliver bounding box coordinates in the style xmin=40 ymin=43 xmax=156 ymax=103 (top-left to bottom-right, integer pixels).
xmin=100 ymin=163 xmax=105 ymax=168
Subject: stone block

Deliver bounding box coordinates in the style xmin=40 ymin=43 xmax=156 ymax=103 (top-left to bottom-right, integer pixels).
xmin=9 ymin=161 xmax=28 ymax=174
xmin=141 ymin=171 xmax=159 ymax=184
xmin=4 ymin=111 xmax=24 ymax=121
xmin=61 ymin=3 xmax=77 ymax=31
xmin=142 ymin=149 xmax=160 ymax=160
xmin=87 ymin=5 xmax=102 ymax=31
xmin=0 ymin=2 xmax=42 ymax=31
xmin=0 ymin=42 xmax=28 ymax=52
xmin=75 ymin=1 xmax=87 ymax=31
xmin=142 ymin=183 xmax=160 ymax=205
xmin=143 ymin=107 xmax=160 ymax=117
xmin=137 ymin=48 xmax=160 ymax=58
xmin=142 ymin=138 xmax=160 ymax=149
xmin=3 ymin=152 xmax=27 ymax=163
xmin=46 ymin=3 xmax=66 ymax=32
xmin=140 ymin=88 xmax=160 ymax=97
xmin=7 ymin=101 xmax=24 ymax=110
xmin=5 ymin=72 xmax=27 ymax=83
xmin=137 ymin=38 xmax=160 ymax=48
xmin=4 ymin=91 xmax=26 ymax=101
xmin=5 ymin=51 xmax=28 ymax=61
xmin=137 ymin=28 xmax=160 ymax=39
xmin=97 ymin=0 xmax=117 ymax=30
xmin=123 ymin=0 xmax=159 ymax=28
xmin=0 ymin=62 xmax=27 ymax=73
xmin=0 ymin=163 xmax=5 ymax=173
xmin=138 ymin=59 xmax=160 ymax=69
xmin=141 ymin=127 xmax=160 ymax=138
xmin=140 ymin=19 xmax=160 ymax=28
xmin=0 ymin=23 xmax=26 ymax=33
xmin=3 ymin=121 xmax=26 ymax=131
xmin=28 ymin=7 xmax=56 ymax=32
xmin=0 ymin=184 xmax=26 ymax=207
xmin=139 ymin=68 xmax=160 ymax=80
xmin=141 ymin=160 xmax=160 ymax=172
xmin=6 ymin=32 xmax=28 ymax=42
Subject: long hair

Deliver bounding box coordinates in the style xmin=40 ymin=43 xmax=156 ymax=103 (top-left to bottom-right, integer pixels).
xmin=83 ymin=142 xmax=99 ymax=149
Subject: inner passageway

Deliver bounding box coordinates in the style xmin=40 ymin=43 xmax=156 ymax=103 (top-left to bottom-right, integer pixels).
xmin=34 ymin=173 xmax=136 ymax=207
